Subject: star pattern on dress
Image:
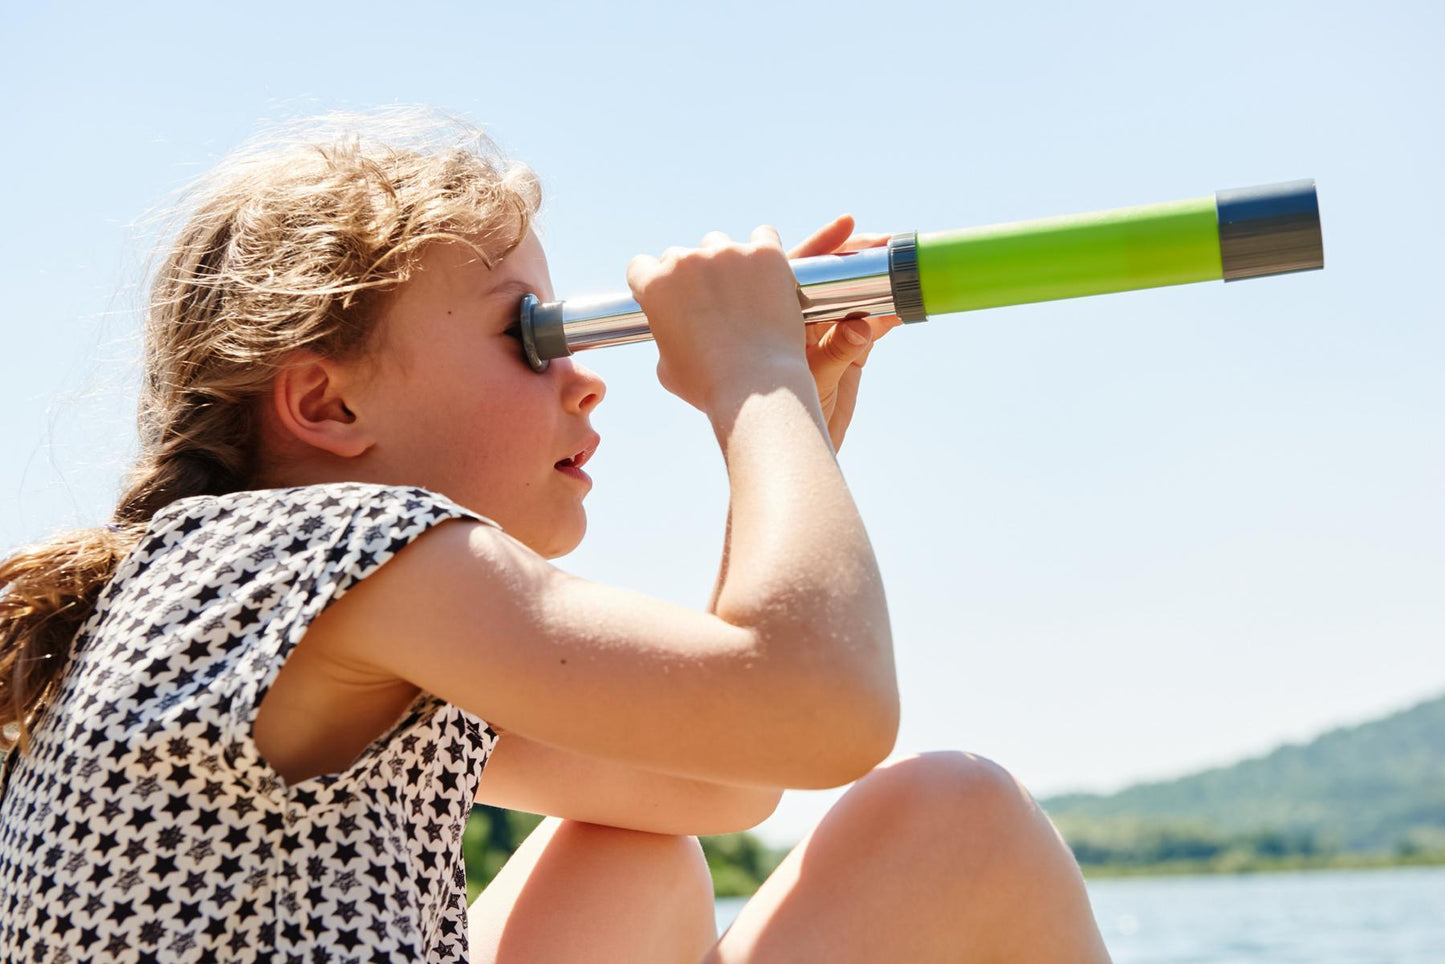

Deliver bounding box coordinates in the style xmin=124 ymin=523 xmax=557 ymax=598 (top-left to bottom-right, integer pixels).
xmin=0 ymin=483 xmax=504 ymax=962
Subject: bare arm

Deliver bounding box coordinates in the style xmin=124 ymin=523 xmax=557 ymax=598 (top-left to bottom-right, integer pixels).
xmin=475 ymin=731 xmax=782 ymax=836
xmin=320 ymin=226 xmax=897 ymax=792
xmin=319 ymin=368 xmax=895 ymax=791
xmin=706 ymin=214 xmax=897 ymax=618
xmin=703 ymin=368 xmax=895 ymax=716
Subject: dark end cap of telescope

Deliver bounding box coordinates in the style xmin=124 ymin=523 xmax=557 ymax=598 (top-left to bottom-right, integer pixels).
xmin=1216 ymin=179 xmax=1324 ymax=281
xmin=519 ymin=294 xmax=570 ymax=373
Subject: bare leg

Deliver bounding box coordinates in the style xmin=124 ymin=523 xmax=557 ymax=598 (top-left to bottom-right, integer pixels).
xmin=468 ymin=816 xmax=718 ymax=964
xmin=703 ymin=751 xmax=1112 ymax=963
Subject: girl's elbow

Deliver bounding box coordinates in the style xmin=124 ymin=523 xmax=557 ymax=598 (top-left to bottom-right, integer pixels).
xmin=846 ymin=698 xmax=901 ymax=784
xmin=793 ymin=690 xmax=899 ymax=790
xmin=689 ymin=786 xmax=783 ymax=836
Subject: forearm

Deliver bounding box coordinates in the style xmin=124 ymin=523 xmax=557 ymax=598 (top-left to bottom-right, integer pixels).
xmin=477 ymin=730 xmax=783 ymax=836
xmin=705 ymin=364 xmax=896 ymax=716
xmin=578 ymin=770 xmax=783 ymax=837
xmin=662 ymin=776 xmax=783 ymax=836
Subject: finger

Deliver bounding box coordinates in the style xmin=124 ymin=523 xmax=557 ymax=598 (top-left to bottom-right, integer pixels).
xmin=807 ymin=312 xmax=893 ymax=351
xmin=701 ymin=230 xmax=731 ymax=248
xmin=626 ymin=252 xmax=660 ymax=289
xmin=808 ymin=317 xmax=874 ymax=386
xmin=660 ymin=245 xmax=691 ymax=263
xmin=868 ymin=314 xmax=906 ymax=341
xmin=750 ymin=224 xmax=784 ymax=250
xmin=847 ymin=318 xmax=898 ymax=366
xmin=804 ymin=319 xmax=826 ymax=349
xmin=835 ymin=232 xmax=892 ymax=253
xmin=786 ymin=213 xmax=854 ymax=260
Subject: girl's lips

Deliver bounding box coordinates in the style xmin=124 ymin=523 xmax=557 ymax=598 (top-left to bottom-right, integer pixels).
xmin=557 ymin=433 xmax=601 ymax=471
xmin=555 ymin=463 xmax=591 ymax=485
xmin=555 ymin=433 xmax=599 ymax=486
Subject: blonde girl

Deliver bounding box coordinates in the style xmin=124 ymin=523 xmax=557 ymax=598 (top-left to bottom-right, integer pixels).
xmin=0 ymin=110 xmax=1111 ymax=962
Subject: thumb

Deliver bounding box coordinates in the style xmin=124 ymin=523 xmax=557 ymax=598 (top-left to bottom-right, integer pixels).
xmin=810 ymin=318 xmax=873 ymax=383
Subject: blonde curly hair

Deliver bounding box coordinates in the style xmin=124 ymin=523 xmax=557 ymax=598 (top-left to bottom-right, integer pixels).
xmin=1 ymin=108 xmax=542 ymax=754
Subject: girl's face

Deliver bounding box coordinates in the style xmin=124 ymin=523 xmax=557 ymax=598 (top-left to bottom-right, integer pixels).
xmin=352 ymin=230 xmax=606 ymax=558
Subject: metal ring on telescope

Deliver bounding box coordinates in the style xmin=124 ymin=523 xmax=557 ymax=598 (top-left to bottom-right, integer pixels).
xmin=518 ymin=294 xmax=548 ymax=372
xmin=887 ymin=233 xmax=927 ymax=323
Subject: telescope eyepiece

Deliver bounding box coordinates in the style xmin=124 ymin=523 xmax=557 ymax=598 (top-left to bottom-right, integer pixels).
xmin=519 ymin=292 xmax=572 ymax=373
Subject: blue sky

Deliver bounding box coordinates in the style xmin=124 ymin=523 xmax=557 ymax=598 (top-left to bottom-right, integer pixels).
xmin=2 ymin=1 xmax=1440 ymax=846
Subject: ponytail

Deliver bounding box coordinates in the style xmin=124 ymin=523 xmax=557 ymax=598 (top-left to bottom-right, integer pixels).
xmin=1 ymin=410 xmax=256 ymax=755
xmin=0 ymin=525 xmax=140 ymax=754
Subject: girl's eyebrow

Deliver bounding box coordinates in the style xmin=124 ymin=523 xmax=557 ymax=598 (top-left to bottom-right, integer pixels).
xmin=485 ymin=279 xmax=541 ymax=335
xmin=487 ymin=279 xmax=543 ymax=300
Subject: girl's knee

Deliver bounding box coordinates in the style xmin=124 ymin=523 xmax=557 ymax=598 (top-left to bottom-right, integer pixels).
xmin=569 ymin=825 xmax=716 ymax=951
xmin=812 ymin=751 xmax=1076 ymax=897
xmin=857 ymin=750 xmax=1042 ymax=836
xmin=667 ymin=833 xmax=715 ymax=907
xmin=472 ymin=822 xmax=716 ymax=962
xmin=559 ymin=821 xmax=713 ymax=903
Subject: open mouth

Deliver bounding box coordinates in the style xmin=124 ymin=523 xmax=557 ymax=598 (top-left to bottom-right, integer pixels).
xmin=555 ymin=435 xmax=599 ymax=479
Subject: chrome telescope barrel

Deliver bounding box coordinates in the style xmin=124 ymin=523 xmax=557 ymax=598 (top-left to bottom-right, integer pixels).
xmin=517 ymin=236 xmax=924 ymax=373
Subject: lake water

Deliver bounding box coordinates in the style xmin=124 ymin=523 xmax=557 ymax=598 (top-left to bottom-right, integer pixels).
xmin=714 ymin=866 xmax=1445 ymax=962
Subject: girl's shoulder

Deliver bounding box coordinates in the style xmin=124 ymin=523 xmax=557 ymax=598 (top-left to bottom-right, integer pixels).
xmin=105 ymin=481 xmax=505 ymax=615
xmin=151 ymin=480 xmax=500 ymax=537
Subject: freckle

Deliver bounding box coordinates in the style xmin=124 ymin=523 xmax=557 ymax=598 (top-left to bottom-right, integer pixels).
xmin=560 ymin=658 xmax=567 ymax=665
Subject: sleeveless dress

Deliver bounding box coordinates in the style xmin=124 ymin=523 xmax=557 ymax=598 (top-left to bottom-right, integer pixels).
xmin=0 ymin=482 xmax=503 ymax=963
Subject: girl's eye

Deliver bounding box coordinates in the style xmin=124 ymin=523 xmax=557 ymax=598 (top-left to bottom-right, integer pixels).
xmin=503 ymin=323 xmax=523 ymax=340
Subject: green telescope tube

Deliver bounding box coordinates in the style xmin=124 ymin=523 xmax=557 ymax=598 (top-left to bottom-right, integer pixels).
xmin=917 ymin=196 xmax=1224 ymax=314
xmin=913 ymin=179 xmax=1322 ymax=317
xmin=515 ymin=180 xmax=1324 ymax=371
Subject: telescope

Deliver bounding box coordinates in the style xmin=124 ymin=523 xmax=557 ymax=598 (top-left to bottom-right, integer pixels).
xmin=515 ymin=179 xmax=1324 ymax=372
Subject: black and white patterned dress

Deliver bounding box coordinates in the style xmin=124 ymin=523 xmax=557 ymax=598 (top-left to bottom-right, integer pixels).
xmin=0 ymin=482 xmax=503 ymax=963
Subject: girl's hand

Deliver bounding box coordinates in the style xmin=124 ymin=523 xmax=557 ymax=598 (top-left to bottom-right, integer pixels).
xmin=787 ymin=214 xmax=904 ymax=452
xmin=629 ymin=226 xmax=808 ymax=415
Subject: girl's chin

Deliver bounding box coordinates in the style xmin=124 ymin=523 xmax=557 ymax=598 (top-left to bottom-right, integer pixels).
xmin=527 ymin=512 xmax=587 ymax=560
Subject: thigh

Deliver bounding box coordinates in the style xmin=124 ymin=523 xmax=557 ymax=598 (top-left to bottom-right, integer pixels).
xmin=467 ymin=816 xmax=718 ymax=964
xmin=703 ymin=758 xmax=947 ymax=963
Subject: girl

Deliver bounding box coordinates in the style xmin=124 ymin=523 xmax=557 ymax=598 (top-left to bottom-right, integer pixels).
xmin=0 ymin=110 xmax=1111 ymax=963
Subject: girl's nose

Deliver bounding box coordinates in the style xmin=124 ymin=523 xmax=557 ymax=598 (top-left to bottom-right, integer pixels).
xmin=559 ymin=358 xmax=606 ymax=415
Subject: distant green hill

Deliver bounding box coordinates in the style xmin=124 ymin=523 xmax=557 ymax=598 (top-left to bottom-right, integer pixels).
xmin=1042 ymin=692 xmax=1445 ymax=871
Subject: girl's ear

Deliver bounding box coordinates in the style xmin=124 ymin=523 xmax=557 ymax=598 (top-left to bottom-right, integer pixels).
xmin=270 ymin=349 xmax=375 ymax=459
